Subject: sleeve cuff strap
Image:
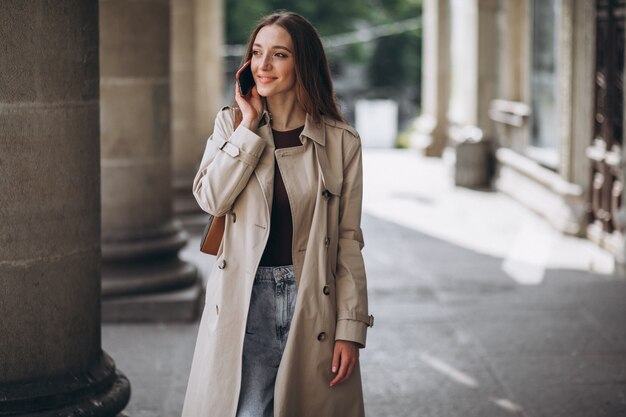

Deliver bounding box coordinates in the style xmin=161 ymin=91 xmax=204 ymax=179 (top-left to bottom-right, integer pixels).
xmin=337 ymin=311 xmax=374 ymax=328
xmin=213 ymin=137 xmax=259 ymax=167
xmin=335 ymin=319 xmax=368 ymax=349
xmin=213 ymin=125 xmax=265 ymax=167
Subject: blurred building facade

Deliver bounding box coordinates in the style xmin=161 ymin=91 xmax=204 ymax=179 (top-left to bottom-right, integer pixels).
xmin=0 ymin=0 xmax=223 ymax=414
xmin=417 ymin=0 xmax=626 ymax=267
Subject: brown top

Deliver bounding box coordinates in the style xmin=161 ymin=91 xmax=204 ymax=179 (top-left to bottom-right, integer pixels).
xmin=259 ymin=126 xmax=305 ymax=267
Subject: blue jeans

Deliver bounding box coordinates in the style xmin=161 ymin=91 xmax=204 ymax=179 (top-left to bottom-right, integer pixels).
xmin=236 ymin=265 xmax=297 ymax=417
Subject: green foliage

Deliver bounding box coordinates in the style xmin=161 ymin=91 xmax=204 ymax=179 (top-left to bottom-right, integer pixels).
xmin=225 ymin=0 xmax=370 ymax=44
xmin=226 ymin=0 xmax=423 ymax=89
xmin=365 ymin=0 xmax=422 ymax=88
xmin=368 ymin=0 xmax=422 ymax=22
xmin=226 ymin=0 xmax=421 ymax=41
xmin=368 ymin=30 xmax=421 ymax=88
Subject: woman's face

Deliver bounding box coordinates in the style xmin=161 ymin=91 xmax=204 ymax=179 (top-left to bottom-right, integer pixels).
xmin=250 ymin=25 xmax=297 ymax=99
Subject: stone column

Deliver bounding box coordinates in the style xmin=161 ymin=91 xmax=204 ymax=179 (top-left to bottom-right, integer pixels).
xmin=447 ymin=0 xmax=499 ymax=187
xmin=172 ymin=0 xmax=224 ymax=225
xmin=195 ymin=0 xmax=224 ymax=142
xmin=172 ymin=0 xmax=198 ymax=217
xmin=448 ymin=0 xmax=477 ymax=130
xmin=559 ymin=0 xmax=595 ymax=188
xmin=100 ymin=0 xmax=203 ymax=321
xmin=0 ymin=1 xmax=130 ymax=415
xmin=447 ymin=0 xmax=499 ymax=130
xmin=494 ymin=0 xmax=530 ymax=151
xmin=413 ymin=0 xmax=451 ymax=157
xmin=497 ymin=0 xmax=527 ymax=102
xmin=476 ymin=0 xmax=499 ymax=139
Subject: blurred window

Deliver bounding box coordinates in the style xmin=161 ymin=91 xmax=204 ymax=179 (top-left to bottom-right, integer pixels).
xmin=528 ymin=0 xmax=560 ymax=168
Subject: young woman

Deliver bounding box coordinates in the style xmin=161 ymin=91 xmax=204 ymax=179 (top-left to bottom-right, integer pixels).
xmin=182 ymin=11 xmax=373 ymax=417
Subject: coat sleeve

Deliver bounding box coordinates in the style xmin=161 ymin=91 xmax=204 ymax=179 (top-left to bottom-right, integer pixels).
xmin=334 ymin=136 xmax=371 ymax=348
xmin=192 ymin=108 xmax=266 ymax=216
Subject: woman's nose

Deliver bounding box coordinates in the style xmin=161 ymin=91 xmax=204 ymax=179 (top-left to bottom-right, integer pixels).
xmin=260 ymin=55 xmax=272 ymax=70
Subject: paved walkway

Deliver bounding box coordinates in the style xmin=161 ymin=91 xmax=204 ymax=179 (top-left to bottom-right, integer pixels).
xmin=103 ymin=149 xmax=626 ymax=417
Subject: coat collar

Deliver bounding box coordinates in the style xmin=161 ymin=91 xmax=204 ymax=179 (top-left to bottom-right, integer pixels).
xmin=259 ymin=110 xmax=326 ymax=147
xmin=301 ymin=113 xmax=326 ymax=146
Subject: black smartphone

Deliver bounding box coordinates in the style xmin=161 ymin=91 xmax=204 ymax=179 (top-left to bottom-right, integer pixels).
xmin=236 ymin=60 xmax=255 ymax=96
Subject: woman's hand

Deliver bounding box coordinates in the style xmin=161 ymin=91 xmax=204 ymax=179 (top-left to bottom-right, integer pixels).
xmin=330 ymin=340 xmax=359 ymax=387
xmin=234 ymin=82 xmax=264 ymax=131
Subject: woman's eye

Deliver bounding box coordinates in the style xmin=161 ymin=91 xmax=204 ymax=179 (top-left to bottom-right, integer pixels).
xmin=275 ymin=53 xmax=288 ymax=58
xmin=252 ymin=50 xmax=261 ymax=56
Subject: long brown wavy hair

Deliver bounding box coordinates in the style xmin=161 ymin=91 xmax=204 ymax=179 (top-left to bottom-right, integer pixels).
xmin=241 ymin=11 xmax=345 ymax=124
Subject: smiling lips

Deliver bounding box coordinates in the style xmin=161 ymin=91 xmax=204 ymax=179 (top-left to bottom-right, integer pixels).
xmin=256 ymin=75 xmax=277 ymax=83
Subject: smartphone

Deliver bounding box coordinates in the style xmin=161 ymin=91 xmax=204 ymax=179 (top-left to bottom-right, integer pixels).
xmin=236 ymin=60 xmax=255 ymax=96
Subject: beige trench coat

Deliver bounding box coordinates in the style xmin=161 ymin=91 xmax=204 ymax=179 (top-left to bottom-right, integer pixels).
xmin=182 ymin=107 xmax=373 ymax=417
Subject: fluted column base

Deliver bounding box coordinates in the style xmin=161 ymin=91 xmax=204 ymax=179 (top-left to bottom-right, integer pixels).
xmin=423 ymin=137 xmax=448 ymax=157
xmin=0 ymin=352 xmax=129 ymax=417
xmin=102 ymin=220 xmax=203 ymax=322
xmin=411 ymin=114 xmax=448 ymax=157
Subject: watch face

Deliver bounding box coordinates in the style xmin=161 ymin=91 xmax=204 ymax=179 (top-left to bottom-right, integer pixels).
xmin=236 ymin=60 xmax=255 ymax=96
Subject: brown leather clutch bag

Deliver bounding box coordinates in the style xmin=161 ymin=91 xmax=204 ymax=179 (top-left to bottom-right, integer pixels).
xmin=200 ymin=214 xmax=226 ymax=255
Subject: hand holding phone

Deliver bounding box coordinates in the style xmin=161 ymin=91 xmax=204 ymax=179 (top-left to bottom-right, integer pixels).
xmin=234 ymin=60 xmax=263 ymax=130
xmin=236 ymin=60 xmax=255 ymax=96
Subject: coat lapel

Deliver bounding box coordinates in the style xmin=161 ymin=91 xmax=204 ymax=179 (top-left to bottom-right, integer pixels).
xmin=254 ymin=117 xmax=275 ymax=217
xmin=303 ymin=114 xmax=342 ymax=196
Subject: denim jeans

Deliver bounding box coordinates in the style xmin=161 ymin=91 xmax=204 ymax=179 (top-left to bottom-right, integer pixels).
xmin=236 ymin=265 xmax=297 ymax=417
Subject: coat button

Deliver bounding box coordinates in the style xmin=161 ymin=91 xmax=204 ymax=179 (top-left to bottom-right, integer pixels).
xmin=317 ymin=332 xmax=326 ymax=341
xmin=322 ymin=189 xmax=331 ymax=199
xmin=323 ymin=285 xmax=330 ymax=295
xmin=324 ymin=237 xmax=330 ymax=247
xmin=218 ymin=259 xmax=226 ymax=269
xmin=231 ymin=212 xmax=236 ymax=223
